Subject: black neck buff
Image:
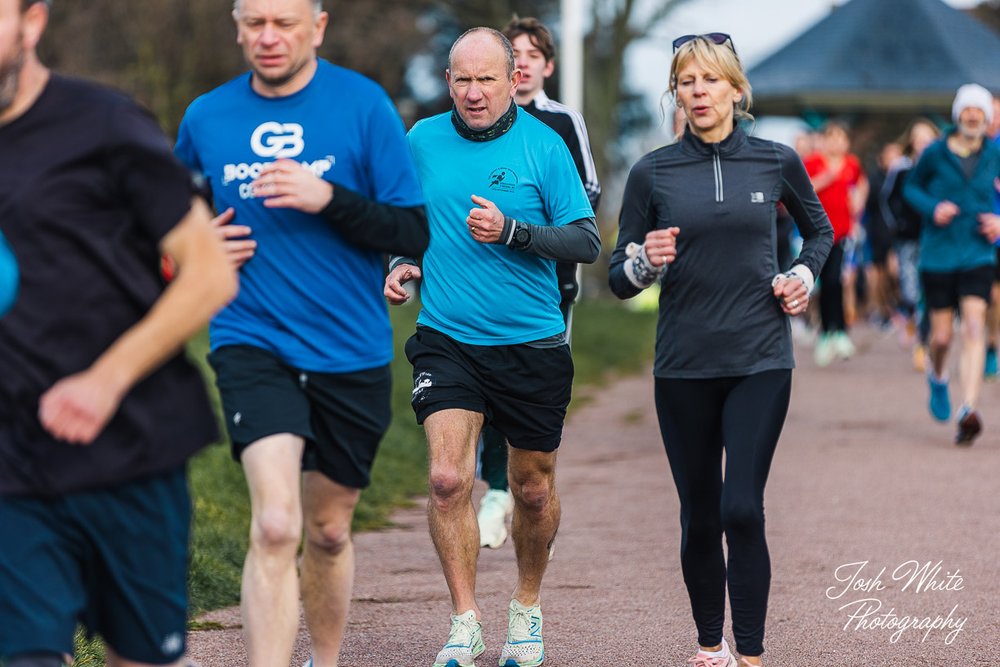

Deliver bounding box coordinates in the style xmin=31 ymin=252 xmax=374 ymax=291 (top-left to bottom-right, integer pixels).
xmin=451 ymin=100 xmax=518 ymax=142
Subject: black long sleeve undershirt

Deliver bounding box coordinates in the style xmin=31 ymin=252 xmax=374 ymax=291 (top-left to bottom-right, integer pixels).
xmin=320 ymin=183 xmax=429 ymax=257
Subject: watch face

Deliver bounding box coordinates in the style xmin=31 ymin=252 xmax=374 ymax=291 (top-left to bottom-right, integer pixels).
xmin=515 ymin=228 xmax=530 ymax=243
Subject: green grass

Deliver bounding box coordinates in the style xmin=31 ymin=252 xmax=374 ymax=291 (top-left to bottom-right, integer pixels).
xmin=67 ymin=298 xmax=656 ymax=665
xmin=569 ymin=299 xmax=658 ymax=391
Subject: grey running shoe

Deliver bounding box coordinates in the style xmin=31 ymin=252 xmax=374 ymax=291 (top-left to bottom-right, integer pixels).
xmin=434 ymin=610 xmax=485 ymax=667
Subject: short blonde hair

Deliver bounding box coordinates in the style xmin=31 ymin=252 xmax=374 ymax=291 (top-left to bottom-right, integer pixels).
xmin=668 ymin=37 xmax=753 ymax=123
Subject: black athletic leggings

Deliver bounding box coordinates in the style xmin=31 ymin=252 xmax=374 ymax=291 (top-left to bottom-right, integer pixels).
xmin=654 ymin=369 xmax=792 ymax=657
xmin=819 ymin=240 xmax=846 ymax=333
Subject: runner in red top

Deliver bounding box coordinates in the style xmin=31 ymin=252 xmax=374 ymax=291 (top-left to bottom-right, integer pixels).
xmin=804 ymin=122 xmax=868 ymax=367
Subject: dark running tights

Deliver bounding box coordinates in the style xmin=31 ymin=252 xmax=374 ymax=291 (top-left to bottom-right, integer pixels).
xmin=654 ymin=369 xmax=792 ymax=657
xmin=819 ymin=240 xmax=846 ymax=333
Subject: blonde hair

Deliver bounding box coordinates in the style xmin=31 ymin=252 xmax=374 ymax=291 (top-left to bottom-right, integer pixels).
xmin=668 ymin=37 xmax=753 ymax=123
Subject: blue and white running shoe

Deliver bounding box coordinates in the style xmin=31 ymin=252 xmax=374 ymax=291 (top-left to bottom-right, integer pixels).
xmin=499 ymin=599 xmax=543 ymax=667
xmin=434 ymin=610 xmax=485 ymax=667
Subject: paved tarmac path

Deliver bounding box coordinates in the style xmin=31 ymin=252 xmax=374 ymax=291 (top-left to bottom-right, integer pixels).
xmin=189 ymin=325 xmax=1000 ymax=666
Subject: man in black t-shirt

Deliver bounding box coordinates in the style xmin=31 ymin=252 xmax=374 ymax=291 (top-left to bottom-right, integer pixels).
xmin=0 ymin=2 xmax=237 ymax=666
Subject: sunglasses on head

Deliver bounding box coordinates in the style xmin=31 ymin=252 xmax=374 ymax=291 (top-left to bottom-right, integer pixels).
xmin=672 ymin=33 xmax=736 ymax=53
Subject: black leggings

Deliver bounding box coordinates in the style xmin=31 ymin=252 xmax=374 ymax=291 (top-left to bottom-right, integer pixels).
xmin=819 ymin=241 xmax=846 ymax=333
xmin=654 ymin=369 xmax=791 ymax=657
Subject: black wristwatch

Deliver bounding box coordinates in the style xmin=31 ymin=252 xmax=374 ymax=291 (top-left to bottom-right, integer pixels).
xmin=509 ymin=220 xmax=532 ymax=250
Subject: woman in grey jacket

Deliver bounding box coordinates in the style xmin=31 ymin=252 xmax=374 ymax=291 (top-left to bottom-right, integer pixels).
xmin=608 ymin=34 xmax=832 ymax=667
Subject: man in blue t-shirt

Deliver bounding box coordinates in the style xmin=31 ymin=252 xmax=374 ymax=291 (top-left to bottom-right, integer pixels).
xmin=384 ymin=28 xmax=598 ymax=667
xmin=471 ymin=16 xmax=605 ymax=554
xmin=175 ymin=1 xmax=427 ymax=665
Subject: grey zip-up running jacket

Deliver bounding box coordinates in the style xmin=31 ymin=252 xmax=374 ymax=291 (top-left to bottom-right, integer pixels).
xmin=609 ymin=126 xmax=833 ymax=379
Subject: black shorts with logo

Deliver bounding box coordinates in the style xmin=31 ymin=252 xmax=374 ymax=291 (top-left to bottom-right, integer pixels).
xmin=405 ymin=326 xmax=573 ymax=452
xmin=208 ymin=345 xmax=391 ymax=489
xmin=0 ymin=469 xmax=190 ymax=664
xmin=921 ymin=265 xmax=994 ymax=311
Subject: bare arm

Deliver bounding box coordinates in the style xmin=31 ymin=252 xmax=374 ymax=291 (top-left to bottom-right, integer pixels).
xmin=39 ymin=197 xmax=238 ymax=444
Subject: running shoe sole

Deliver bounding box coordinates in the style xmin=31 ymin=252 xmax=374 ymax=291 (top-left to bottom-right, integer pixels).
xmin=434 ymin=649 xmax=484 ymax=667
xmin=500 ymin=654 xmax=543 ymax=667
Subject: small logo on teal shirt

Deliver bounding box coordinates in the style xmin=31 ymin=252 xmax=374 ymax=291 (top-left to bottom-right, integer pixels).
xmin=489 ymin=167 xmax=518 ymax=193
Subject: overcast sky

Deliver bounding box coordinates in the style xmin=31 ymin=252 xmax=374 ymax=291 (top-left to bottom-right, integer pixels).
xmin=628 ymin=0 xmax=983 ymax=143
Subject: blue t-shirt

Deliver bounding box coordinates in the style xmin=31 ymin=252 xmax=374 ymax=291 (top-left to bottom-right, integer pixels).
xmin=407 ymin=109 xmax=593 ymax=345
xmin=175 ymin=60 xmax=424 ymax=372
xmin=0 ymin=230 xmax=17 ymax=316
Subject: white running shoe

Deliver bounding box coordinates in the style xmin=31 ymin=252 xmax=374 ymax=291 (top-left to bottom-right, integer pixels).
xmin=499 ymin=599 xmax=544 ymax=667
xmin=832 ymin=331 xmax=855 ymax=359
xmin=813 ymin=334 xmax=836 ymax=367
xmin=433 ymin=610 xmax=485 ymax=667
xmin=686 ymin=638 xmax=737 ymax=667
xmin=478 ymin=489 xmax=513 ymax=549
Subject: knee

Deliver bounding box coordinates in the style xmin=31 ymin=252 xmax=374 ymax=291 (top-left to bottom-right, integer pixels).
xmin=250 ymin=506 xmax=302 ymax=553
xmin=720 ymin=500 xmax=764 ymax=537
xmin=962 ymin=317 xmax=985 ymax=343
xmin=428 ymin=465 xmax=471 ymax=511
xmin=681 ymin=506 xmax=722 ymax=546
xmin=929 ymin=328 xmax=952 ymax=350
xmin=510 ymin=473 xmax=554 ymax=515
xmin=305 ymin=518 xmax=352 ymax=556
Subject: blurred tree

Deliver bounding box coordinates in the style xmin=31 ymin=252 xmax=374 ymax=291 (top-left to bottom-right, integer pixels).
xmin=39 ymin=0 xmax=435 ymax=135
xmin=36 ymin=0 xmax=692 ymax=213
xmin=583 ymin=0 xmax=694 ymax=200
xmin=435 ymin=0 xmax=558 ymax=31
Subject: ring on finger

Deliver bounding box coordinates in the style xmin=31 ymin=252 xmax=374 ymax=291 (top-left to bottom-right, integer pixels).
xmin=791 ymin=299 xmax=800 ymax=309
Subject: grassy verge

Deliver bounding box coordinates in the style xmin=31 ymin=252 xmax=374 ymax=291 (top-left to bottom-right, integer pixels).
xmin=69 ymin=299 xmax=656 ymax=665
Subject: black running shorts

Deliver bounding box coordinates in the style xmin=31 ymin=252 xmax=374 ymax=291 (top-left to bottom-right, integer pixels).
xmin=404 ymin=326 xmax=573 ymax=452
xmin=208 ymin=344 xmax=391 ymax=489
xmin=921 ymin=265 xmax=994 ymax=311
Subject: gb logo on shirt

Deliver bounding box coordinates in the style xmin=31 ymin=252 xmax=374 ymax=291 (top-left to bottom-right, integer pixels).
xmin=250 ymin=121 xmax=305 ymax=159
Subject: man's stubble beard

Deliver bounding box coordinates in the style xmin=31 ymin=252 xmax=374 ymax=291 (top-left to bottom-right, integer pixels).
xmin=0 ymin=42 xmax=25 ymax=116
xmin=251 ymin=57 xmax=308 ymax=91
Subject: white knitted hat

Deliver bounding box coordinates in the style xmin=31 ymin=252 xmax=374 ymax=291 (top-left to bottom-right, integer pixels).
xmin=952 ymin=83 xmax=994 ymax=125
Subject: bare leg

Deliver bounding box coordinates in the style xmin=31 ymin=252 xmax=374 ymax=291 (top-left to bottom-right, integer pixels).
xmin=927 ymin=308 xmax=954 ymax=379
xmin=958 ymin=296 xmax=988 ymax=408
xmin=301 ymin=472 xmax=362 ymax=667
xmin=240 ymin=434 xmax=305 ymax=667
xmin=987 ymin=283 xmax=1000 ymax=351
xmin=507 ymin=448 xmax=559 ymax=606
xmin=425 ymin=408 xmax=484 ymax=616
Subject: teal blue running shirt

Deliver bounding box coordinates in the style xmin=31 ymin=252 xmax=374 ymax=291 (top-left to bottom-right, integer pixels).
xmin=408 ymin=108 xmax=593 ymax=345
xmin=176 ymin=60 xmax=424 ymax=372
